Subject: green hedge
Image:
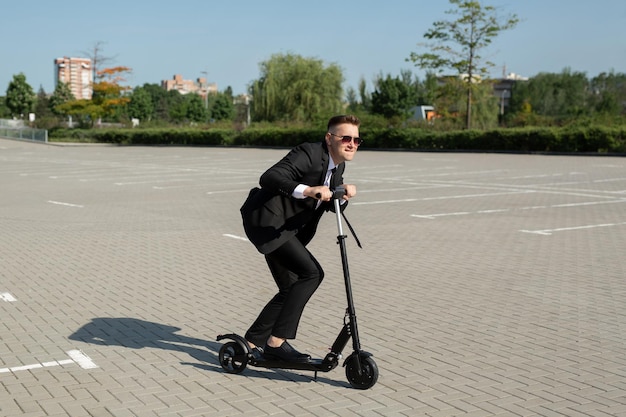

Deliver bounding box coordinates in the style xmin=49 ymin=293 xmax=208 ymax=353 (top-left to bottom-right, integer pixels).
xmin=49 ymin=125 xmax=626 ymax=154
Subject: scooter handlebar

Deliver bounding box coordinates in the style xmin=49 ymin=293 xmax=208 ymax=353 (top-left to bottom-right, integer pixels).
xmin=315 ymin=186 xmax=346 ymax=200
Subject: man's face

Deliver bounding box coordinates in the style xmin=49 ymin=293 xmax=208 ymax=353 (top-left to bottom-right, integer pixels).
xmin=326 ymin=123 xmax=360 ymax=164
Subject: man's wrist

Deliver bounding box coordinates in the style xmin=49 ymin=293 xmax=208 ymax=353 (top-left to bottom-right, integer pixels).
xmin=292 ymin=184 xmax=308 ymax=199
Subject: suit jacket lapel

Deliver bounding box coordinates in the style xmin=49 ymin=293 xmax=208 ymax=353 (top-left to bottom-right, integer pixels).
xmin=320 ymin=144 xmax=330 ymax=185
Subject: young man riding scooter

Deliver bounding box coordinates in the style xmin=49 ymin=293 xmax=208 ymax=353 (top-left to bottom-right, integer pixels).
xmin=240 ymin=114 xmax=362 ymax=363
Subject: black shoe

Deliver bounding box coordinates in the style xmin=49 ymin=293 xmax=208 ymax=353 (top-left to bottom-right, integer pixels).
xmin=264 ymin=341 xmax=311 ymax=363
xmin=249 ymin=347 xmax=264 ymax=361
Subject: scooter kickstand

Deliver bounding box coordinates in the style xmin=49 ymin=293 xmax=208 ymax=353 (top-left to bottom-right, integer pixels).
xmin=314 ymin=371 xmax=318 ymax=381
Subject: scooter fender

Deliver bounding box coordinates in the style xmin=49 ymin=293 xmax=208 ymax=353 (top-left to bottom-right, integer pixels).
xmin=216 ymin=333 xmax=251 ymax=354
xmin=342 ymin=350 xmax=373 ymax=367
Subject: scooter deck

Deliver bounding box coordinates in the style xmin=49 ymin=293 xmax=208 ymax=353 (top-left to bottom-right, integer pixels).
xmin=249 ymin=357 xmax=337 ymax=372
xmin=217 ymin=333 xmax=339 ymax=372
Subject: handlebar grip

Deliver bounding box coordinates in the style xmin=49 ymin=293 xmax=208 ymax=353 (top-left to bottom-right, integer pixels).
xmin=315 ymin=187 xmax=346 ymax=200
xmin=332 ymin=187 xmax=346 ymax=199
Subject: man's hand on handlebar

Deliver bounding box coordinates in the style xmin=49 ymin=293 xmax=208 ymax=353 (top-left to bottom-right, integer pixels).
xmin=305 ymin=185 xmax=333 ymax=201
xmin=342 ymin=184 xmax=357 ymax=201
xmin=305 ymin=184 xmax=357 ymax=202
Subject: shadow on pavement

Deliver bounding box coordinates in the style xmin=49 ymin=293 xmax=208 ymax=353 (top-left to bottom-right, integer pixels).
xmin=69 ymin=317 xmax=348 ymax=387
xmin=69 ymin=317 xmax=220 ymax=366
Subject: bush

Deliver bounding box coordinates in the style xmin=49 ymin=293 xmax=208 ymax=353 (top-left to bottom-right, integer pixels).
xmin=48 ymin=125 xmax=626 ymax=154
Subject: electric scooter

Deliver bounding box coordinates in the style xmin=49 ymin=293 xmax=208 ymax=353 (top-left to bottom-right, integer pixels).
xmin=217 ymin=187 xmax=378 ymax=390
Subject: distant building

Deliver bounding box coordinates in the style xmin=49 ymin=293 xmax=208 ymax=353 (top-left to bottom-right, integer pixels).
xmin=437 ymin=71 xmax=529 ymax=114
xmin=161 ymin=74 xmax=217 ymax=99
xmin=493 ymin=73 xmax=529 ymax=115
xmin=54 ymin=57 xmax=93 ymax=99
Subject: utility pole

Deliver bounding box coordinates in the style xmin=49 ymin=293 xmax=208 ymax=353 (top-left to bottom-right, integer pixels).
xmin=201 ymin=71 xmax=209 ymax=110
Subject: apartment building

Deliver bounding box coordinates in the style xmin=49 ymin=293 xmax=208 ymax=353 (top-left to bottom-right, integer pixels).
xmin=54 ymin=57 xmax=93 ymax=100
xmin=161 ymin=74 xmax=218 ymax=97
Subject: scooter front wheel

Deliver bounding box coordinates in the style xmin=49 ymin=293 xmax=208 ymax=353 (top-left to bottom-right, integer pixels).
xmin=345 ymin=354 xmax=378 ymax=390
xmin=219 ymin=341 xmax=248 ymax=374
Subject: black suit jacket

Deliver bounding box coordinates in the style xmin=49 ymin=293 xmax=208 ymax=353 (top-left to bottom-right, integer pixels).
xmin=241 ymin=141 xmax=346 ymax=254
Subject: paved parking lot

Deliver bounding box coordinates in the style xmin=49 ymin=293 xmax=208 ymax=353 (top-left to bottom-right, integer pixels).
xmin=2 ymin=137 xmax=626 ymax=416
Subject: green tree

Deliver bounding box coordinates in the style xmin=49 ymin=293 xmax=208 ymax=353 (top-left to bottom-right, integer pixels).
xmin=346 ymin=77 xmax=373 ymax=113
xmin=166 ymin=90 xmax=186 ymax=123
xmin=209 ymin=92 xmax=235 ymax=121
xmin=185 ymin=93 xmax=208 ymax=123
xmin=127 ymin=87 xmax=154 ymax=121
xmin=34 ymin=86 xmax=52 ymax=118
xmin=419 ymin=72 xmax=440 ymax=107
xmin=0 ymin=97 xmax=10 ymax=118
xmin=370 ymin=71 xmax=419 ymax=121
xmin=346 ymin=87 xmax=359 ymax=113
xmin=5 ymin=73 xmax=36 ymax=119
xmin=49 ymin=81 xmax=75 ymax=116
xmin=508 ymin=69 xmax=588 ymax=122
xmin=469 ymin=81 xmax=499 ymax=129
xmin=408 ymin=0 xmax=519 ymax=129
xmin=33 ymin=86 xmax=59 ymax=129
xmin=250 ymin=52 xmax=343 ymax=123
xmin=589 ymin=71 xmax=626 ymax=116
xmin=358 ymin=78 xmax=372 ymax=112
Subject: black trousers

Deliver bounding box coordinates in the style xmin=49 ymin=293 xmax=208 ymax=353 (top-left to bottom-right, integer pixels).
xmin=245 ymin=236 xmax=324 ymax=347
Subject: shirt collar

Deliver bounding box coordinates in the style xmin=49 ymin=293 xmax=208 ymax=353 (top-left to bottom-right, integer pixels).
xmin=328 ymin=157 xmax=337 ymax=171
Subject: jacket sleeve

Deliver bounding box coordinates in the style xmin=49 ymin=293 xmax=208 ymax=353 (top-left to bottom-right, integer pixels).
xmin=259 ymin=143 xmax=317 ymax=197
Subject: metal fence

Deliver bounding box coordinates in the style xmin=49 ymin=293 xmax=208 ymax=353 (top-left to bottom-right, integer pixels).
xmin=0 ymin=119 xmax=48 ymax=143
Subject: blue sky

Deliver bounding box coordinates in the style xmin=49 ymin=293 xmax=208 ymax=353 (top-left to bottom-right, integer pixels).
xmin=2 ymin=0 xmax=625 ymax=96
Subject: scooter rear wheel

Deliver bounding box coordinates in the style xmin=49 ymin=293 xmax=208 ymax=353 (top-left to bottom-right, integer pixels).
xmin=219 ymin=341 xmax=248 ymax=374
xmin=345 ymin=354 xmax=378 ymax=390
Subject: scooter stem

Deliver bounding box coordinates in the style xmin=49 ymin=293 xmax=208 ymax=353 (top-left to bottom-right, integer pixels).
xmin=333 ymin=194 xmax=362 ymax=353
xmin=334 ymin=198 xmax=345 ymax=236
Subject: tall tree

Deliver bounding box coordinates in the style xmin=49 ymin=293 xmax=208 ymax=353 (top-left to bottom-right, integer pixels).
xmin=250 ymin=53 xmax=343 ymax=122
xmin=49 ymin=81 xmax=75 ymax=116
xmin=139 ymin=83 xmax=170 ymax=121
xmin=346 ymin=87 xmax=359 ymax=113
xmin=508 ymin=69 xmax=588 ymax=120
xmin=57 ymin=66 xmax=132 ymax=126
xmin=589 ymin=71 xmax=626 ymax=116
xmin=127 ymin=86 xmax=154 ymax=121
xmin=358 ymin=78 xmax=372 ymax=112
xmin=34 ymin=86 xmax=52 ymax=119
xmin=408 ymin=0 xmax=519 ymax=129
xmin=0 ymin=97 xmax=10 ymax=118
xmin=209 ymin=92 xmax=235 ymax=121
xmin=346 ymin=77 xmax=372 ymax=113
xmin=33 ymin=86 xmax=57 ymax=129
xmin=184 ymin=93 xmax=208 ymax=123
xmin=370 ymin=71 xmax=419 ymax=120
xmin=81 ymin=41 xmax=117 ymax=83
xmin=5 ymin=73 xmax=36 ymax=119
xmin=166 ymin=90 xmax=186 ymax=123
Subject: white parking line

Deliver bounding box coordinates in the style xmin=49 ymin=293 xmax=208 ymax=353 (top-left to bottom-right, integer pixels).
xmin=115 ymin=179 xmax=194 ymax=186
xmin=66 ymin=349 xmax=99 ymax=369
xmin=1 ymin=292 xmax=17 ymax=302
xmin=47 ymin=200 xmax=84 ymax=208
xmin=520 ymin=222 xmax=626 ymax=236
xmin=223 ymin=234 xmax=248 ymax=241
xmin=207 ymin=189 xmax=250 ymax=195
xmin=354 ymin=190 xmax=535 ymax=206
xmin=0 ymin=350 xmax=98 ymax=374
xmin=411 ymin=199 xmax=626 ymax=220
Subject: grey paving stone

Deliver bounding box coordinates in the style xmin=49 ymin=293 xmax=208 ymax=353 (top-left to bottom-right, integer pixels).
xmin=2 ymin=138 xmax=626 ymax=416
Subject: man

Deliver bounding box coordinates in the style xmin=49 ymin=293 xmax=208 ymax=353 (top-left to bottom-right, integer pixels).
xmin=240 ymin=114 xmax=362 ymax=363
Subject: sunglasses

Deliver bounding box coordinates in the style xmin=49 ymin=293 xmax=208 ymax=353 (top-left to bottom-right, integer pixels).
xmin=328 ymin=132 xmax=363 ymax=146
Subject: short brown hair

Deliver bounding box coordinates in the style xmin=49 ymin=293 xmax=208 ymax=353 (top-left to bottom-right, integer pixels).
xmin=327 ymin=114 xmax=360 ymax=130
